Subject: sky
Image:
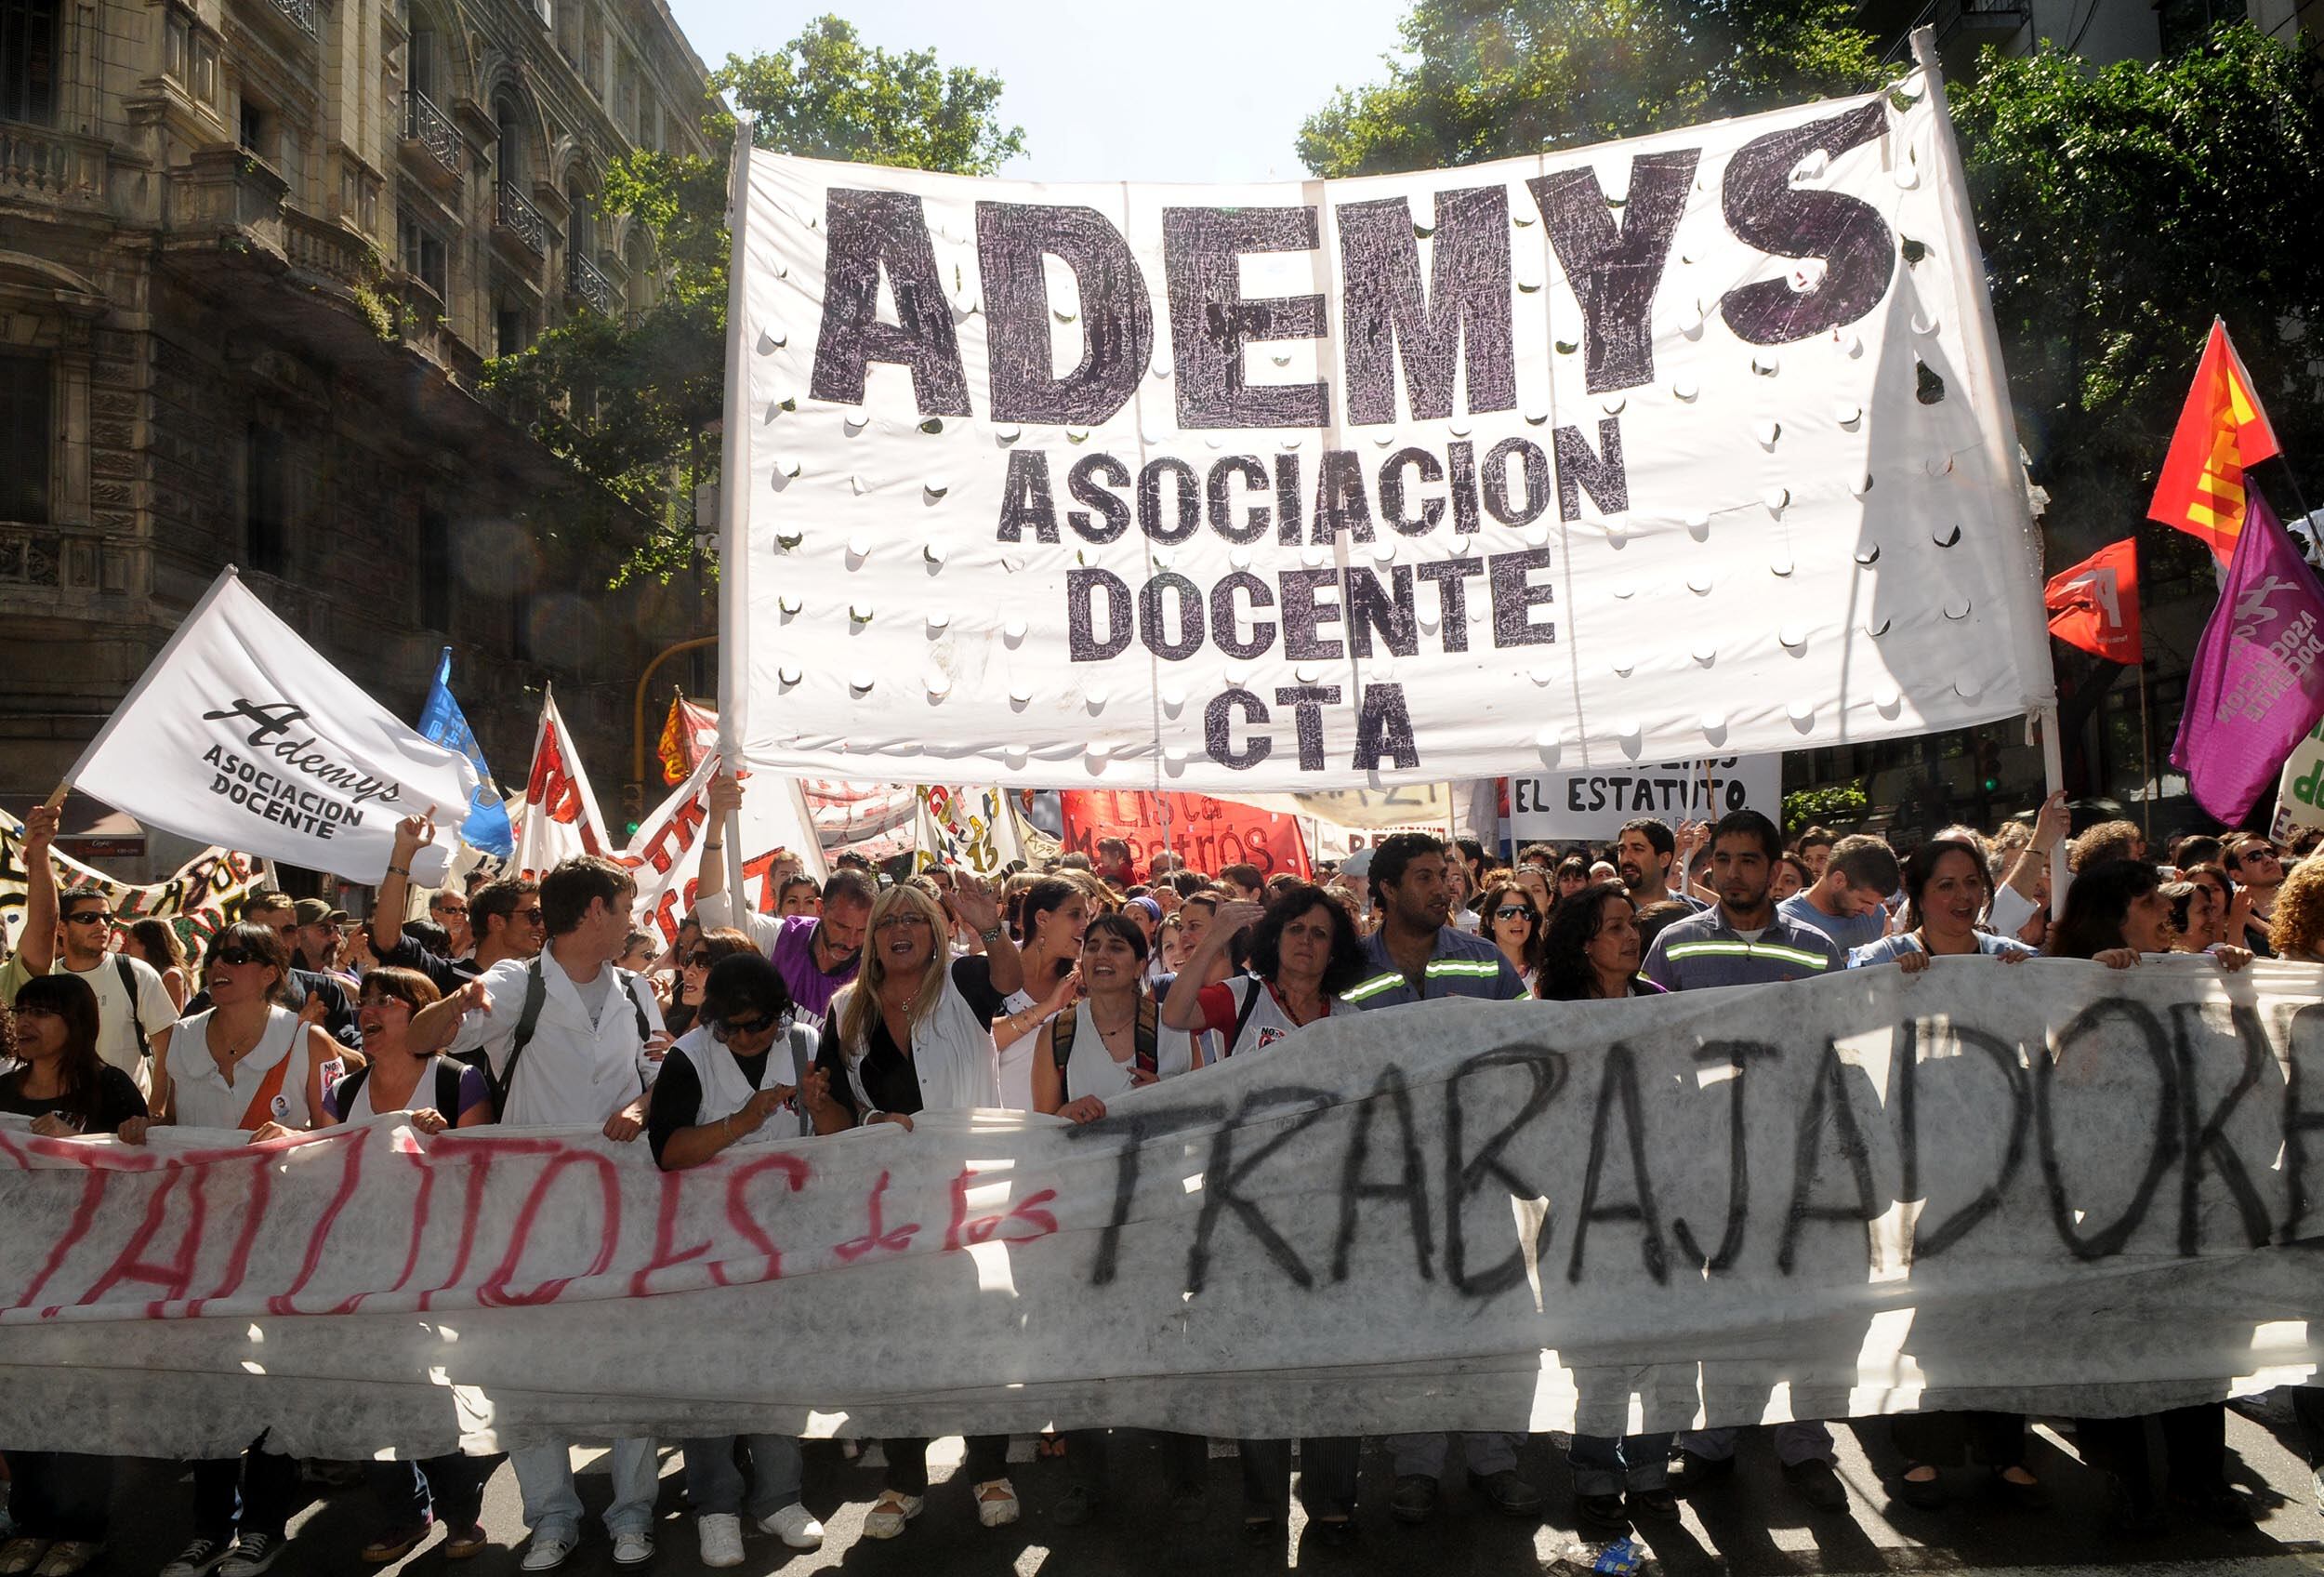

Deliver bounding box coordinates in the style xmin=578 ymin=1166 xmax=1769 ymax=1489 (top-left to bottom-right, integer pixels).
xmin=661 ymin=0 xmax=1417 ymax=184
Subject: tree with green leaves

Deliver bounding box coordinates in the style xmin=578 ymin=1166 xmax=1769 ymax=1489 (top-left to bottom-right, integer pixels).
xmin=482 ymin=16 xmax=1023 ymax=580
xmin=1297 ymin=0 xmax=1891 ymax=176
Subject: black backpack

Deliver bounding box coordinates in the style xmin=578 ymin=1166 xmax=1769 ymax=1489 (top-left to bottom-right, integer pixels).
xmin=1050 ymin=996 xmax=1160 ymax=1100
xmin=491 ymin=959 xmax=652 ymax=1119
xmin=113 ymin=955 xmax=150 ymax=1062
xmin=337 ymin=1056 xmax=468 ymax=1123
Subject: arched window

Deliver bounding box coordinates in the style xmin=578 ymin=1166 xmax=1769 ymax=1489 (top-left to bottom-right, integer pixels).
xmin=566 ymin=179 xmax=591 ymax=258
xmin=406 ymin=19 xmax=437 ymax=99
xmin=493 ymin=93 xmax=524 ymax=187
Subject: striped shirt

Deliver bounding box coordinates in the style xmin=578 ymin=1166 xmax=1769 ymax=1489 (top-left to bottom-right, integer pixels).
xmin=1641 ymin=905 xmax=1843 ymax=991
xmin=1340 ymin=925 xmax=1528 ymax=1010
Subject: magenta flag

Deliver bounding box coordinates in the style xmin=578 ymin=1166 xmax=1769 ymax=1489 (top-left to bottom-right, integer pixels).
xmin=2172 ymin=490 xmax=2324 ymax=823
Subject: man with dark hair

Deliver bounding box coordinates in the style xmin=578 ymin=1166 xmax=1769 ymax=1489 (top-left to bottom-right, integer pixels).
xmin=373 ymin=816 xmax=545 ymax=992
xmin=693 ymin=776 xmax=879 ymax=1021
xmin=1792 ymin=826 xmax=1837 ymax=879
xmin=2225 ymin=833 xmax=2286 ymax=954
xmin=423 ymin=853 xmax=666 ymax=1571
xmin=1217 ymin=863 xmax=1264 ymax=903
xmin=1641 ymin=807 xmax=1849 ymax=1511
xmin=1613 ymin=818 xmax=1701 ymax=911
xmin=290 ymin=898 xmax=343 ymax=974
xmin=50 ymin=883 xmax=177 ymax=1087
xmin=1336 ymin=831 xmax=1540 ymax=1525
xmin=1778 ymin=833 xmax=1900 ymax=952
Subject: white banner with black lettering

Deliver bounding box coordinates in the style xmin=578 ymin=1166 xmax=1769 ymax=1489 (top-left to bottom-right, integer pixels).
xmin=724 ymin=67 xmax=2052 ymax=792
xmin=1508 ymin=755 xmax=1783 ymax=842
xmin=3 ymin=961 xmax=2319 ymax=1458
xmin=66 ymin=570 xmax=472 ymax=884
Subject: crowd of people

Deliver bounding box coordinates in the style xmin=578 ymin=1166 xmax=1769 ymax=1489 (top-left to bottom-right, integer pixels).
xmin=5 ymin=782 xmax=2323 ymax=1574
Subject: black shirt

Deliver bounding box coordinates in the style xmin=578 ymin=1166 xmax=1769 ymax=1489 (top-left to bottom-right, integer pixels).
xmin=0 ymin=1064 xmax=148 ymax=1132
xmin=373 ymin=931 xmax=482 ymax=995
xmin=646 ymin=1045 xmax=770 ymax=1167
xmin=814 ymin=956 xmax=1009 ymax=1122
xmin=185 ymin=968 xmax=359 ymax=1047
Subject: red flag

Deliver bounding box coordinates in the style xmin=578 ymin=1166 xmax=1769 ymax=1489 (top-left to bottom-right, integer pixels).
xmin=1056 ymin=791 xmax=1311 ymax=881
xmin=2043 ymin=538 xmax=2142 ymax=665
xmin=2147 ymin=319 xmax=2281 ymax=559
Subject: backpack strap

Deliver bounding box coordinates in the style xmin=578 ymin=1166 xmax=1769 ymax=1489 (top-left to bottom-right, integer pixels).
xmin=1049 ymin=1002 xmax=1076 ymax=1104
xmin=1224 ymin=976 xmax=1264 ymax=1059
xmin=615 ymin=968 xmax=652 ymax=1041
xmin=114 ymin=955 xmax=151 ymax=1062
xmin=1134 ymin=994 xmax=1160 ymax=1080
xmin=493 ymin=958 xmax=549 ymax=1118
xmin=337 ymin=1061 xmax=371 ymax=1119
xmin=433 ymin=1058 xmax=466 ymax=1122
xmin=235 ymin=1031 xmax=298 ymax=1133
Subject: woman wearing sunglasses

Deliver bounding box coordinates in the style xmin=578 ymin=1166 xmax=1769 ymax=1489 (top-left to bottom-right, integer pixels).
xmin=662 ymin=928 xmax=759 ymax=1040
xmin=0 ymin=974 xmax=141 ymax=1577
xmin=120 ymin=923 xmax=340 ymax=1577
xmin=1479 ymin=882 xmax=1543 ymax=993
xmin=643 ymin=953 xmax=825 ymax=1567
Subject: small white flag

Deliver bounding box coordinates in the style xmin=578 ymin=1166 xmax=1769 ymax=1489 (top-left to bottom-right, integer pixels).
xmin=66 ymin=569 xmax=474 ymax=882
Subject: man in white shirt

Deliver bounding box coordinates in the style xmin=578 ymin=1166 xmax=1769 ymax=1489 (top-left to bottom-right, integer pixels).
xmin=53 ymin=887 xmax=177 ymax=1092
xmin=417 ymin=855 xmax=666 ymax=1572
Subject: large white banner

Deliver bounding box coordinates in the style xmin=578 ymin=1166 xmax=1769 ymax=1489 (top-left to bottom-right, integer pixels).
xmin=726 ymin=73 xmax=2052 ymax=792
xmin=1507 ymin=754 xmax=1783 ymax=842
xmin=3 ymin=962 xmax=2317 ymax=1458
xmin=66 ymin=570 xmax=472 ymax=884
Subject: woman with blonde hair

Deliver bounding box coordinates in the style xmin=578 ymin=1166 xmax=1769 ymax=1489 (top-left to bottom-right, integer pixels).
xmin=802 ymin=878 xmax=1024 ymax=1539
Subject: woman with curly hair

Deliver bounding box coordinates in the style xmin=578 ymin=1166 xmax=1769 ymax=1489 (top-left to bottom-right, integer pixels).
xmin=1537 ymin=881 xmax=1665 ymax=1003
xmin=2269 ymin=857 xmax=2324 ymax=962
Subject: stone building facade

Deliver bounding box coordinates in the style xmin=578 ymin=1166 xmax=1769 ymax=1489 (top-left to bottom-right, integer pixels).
xmin=0 ymin=0 xmax=716 ymax=873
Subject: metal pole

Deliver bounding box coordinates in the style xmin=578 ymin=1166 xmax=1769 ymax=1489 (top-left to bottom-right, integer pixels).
xmin=2135 ymin=659 xmax=2156 ymax=845
xmin=631 ymin=636 xmax=717 ymax=788
xmin=2035 ymin=703 xmax=2069 ymax=920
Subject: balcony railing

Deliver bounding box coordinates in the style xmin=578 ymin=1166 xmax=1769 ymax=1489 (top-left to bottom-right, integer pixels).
xmin=566 ymin=251 xmax=615 ymax=315
xmin=268 ymin=0 xmax=318 ymax=36
xmin=402 ymin=88 xmax=459 ymax=176
xmin=1934 ymin=0 xmax=2028 ymax=42
xmin=495 ymin=181 xmax=546 ymax=255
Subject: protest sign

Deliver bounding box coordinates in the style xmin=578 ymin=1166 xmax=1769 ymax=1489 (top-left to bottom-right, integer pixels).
xmin=1059 ymin=790 xmax=1312 ymax=879
xmin=3 ymin=961 xmax=2317 ymax=1459
xmin=1 ymin=814 xmax=264 ymax=954
xmin=722 ymin=78 xmax=2053 ymax=794
xmin=915 ymin=785 xmax=1028 ymax=879
xmin=64 ymin=569 xmax=473 ymax=884
xmin=2271 ymin=715 xmax=2324 ymax=842
xmin=623 ymin=756 xmax=828 ymax=944
xmin=1506 ymin=754 xmax=1782 ymax=842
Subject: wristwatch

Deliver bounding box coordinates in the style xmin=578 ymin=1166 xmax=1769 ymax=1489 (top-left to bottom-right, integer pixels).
xmin=385 ymin=864 xmax=411 ymax=878
xmin=980 ymin=926 xmax=1002 ymax=945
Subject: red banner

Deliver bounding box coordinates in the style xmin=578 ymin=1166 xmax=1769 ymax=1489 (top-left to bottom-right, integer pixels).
xmin=1056 ymin=791 xmax=1311 ymax=881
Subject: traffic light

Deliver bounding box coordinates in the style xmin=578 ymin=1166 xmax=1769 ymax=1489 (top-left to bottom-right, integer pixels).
xmin=621 ymin=781 xmax=644 ymax=841
xmin=1974 ymin=737 xmax=2001 ymax=795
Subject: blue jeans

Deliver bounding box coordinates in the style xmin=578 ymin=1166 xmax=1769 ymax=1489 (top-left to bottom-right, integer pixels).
xmin=367 ymin=1454 xmax=487 ymax=1531
xmin=680 ymin=1436 xmax=802 ymax=1520
xmin=1568 ymin=1433 xmax=1673 ymax=1498
xmin=510 ymin=1439 xmax=659 ymax=1541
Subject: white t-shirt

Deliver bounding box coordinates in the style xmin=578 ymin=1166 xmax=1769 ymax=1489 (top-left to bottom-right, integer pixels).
xmin=1052 ymin=998 xmax=1196 ymax=1103
xmin=447 ymin=955 xmax=666 ymax=1126
xmin=57 ymin=951 xmax=178 ymax=1091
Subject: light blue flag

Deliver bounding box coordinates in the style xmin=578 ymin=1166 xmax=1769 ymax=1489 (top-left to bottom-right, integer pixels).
xmin=416 ymin=648 xmax=514 ymax=856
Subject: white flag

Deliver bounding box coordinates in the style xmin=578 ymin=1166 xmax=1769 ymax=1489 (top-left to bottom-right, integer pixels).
xmin=626 ymin=757 xmax=829 ymax=943
xmin=915 ymin=786 xmax=1028 ymax=881
xmin=66 ymin=569 xmax=473 ymax=883
xmin=512 ymin=687 xmax=612 ymax=877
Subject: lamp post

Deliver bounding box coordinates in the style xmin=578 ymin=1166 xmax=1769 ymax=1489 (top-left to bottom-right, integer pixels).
xmin=631 ymin=635 xmax=717 ymax=795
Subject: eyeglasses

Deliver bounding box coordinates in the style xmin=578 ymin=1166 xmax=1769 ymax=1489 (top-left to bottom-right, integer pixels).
xmin=684 ymin=951 xmax=713 ymax=968
xmin=356 ymin=993 xmax=410 ymax=1011
xmin=212 ymin=947 xmax=266 ymax=967
xmin=1494 ymin=905 xmax=1536 ymax=921
xmin=712 ymin=1009 xmax=790 ymax=1042
xmin=12 ymin=1002 xmax=60 ymax=1020
xmin=434 ymin=901 xmax=469 ymax=916
xmin=873 ymin=913 xmax=932 ymax=932
xmin=513 ymin=908 xmax=545 ymax=924
xmin=63 ymin=911 xmax=113 ymax=926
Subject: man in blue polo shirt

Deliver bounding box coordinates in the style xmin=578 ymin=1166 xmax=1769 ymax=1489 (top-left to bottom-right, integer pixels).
xmin=1339 ymin=832 xmax=1541 ymax=1527
xmin=1642 ymin=808 xmax=1850 ymax=1513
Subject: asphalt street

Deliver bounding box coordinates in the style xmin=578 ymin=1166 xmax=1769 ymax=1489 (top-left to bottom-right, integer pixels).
xmin=59 ymin=1401 xmax=2324 ymax=1576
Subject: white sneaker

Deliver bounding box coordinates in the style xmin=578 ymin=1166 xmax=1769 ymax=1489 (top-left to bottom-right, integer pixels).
xmin=756 ymin=1504 xmax=824 ymax=1550
xmin=694 ymin=1515 xmax=743 ymax=1570
xmin=860 ymin=1493 xmax=922 ymax=1540
xmin=974 ymin=1478 xmax=1021 ymax=1529
xmin=518 ymin=1533 xmax=574 ymax=1572
xmin=610 ymin=1531 xmax=654 ymax=1568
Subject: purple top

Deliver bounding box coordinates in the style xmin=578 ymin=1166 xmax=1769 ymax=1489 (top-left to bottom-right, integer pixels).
xmin=770 ymin=912 xmax=859 ymax=1015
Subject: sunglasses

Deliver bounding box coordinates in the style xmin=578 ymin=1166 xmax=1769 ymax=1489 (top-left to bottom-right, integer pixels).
xmin=434 ymin=902 xmax=469 ymax=916
xmin=64 ymin=911 xmax=113 ymax=926
xmin=874 ymin=913 xmax=932 ymax=932
xmin=212 ymin=947 xmax=267 ymax=968
xmin=514 ymin=908 xmax=545 ymax=923
xmin=684 ymin=951 xmax=713 ymax=968
xmin=1494 ymin=905 xmax=1536 ymax=921
xmin=712 ymin=1009 xmax=789 ymax=1041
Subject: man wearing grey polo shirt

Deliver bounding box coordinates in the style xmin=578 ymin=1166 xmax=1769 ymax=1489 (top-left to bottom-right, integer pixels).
xmin=1338 ymin=832 xmax=1543 ymax=1527
xmin=1642 ymin=808 xmax=1850 ymax=1513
